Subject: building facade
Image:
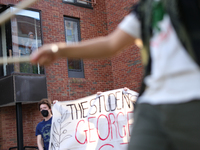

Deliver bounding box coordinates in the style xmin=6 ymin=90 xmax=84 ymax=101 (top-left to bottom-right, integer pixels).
xmin=0 ymin=0 xmax=142 ymax=149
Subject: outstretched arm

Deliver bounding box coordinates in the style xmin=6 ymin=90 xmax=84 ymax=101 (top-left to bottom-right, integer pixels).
xmin=30 ymin=28 xmax=136 ymax=66
xmin=37 ymin=135 xmax=44 ymax=150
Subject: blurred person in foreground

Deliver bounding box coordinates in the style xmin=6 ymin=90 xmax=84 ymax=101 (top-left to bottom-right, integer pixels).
xmin=31 ymin=0 xmax=200 ymax=150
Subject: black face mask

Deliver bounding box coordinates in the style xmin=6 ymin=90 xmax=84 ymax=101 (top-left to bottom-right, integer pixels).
xmin=41 ymin=110 xmax=49 ymax=117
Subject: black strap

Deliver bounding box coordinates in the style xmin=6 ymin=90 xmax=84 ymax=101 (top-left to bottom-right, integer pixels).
xmin=178 ymin=0 xmax=200 ymax=66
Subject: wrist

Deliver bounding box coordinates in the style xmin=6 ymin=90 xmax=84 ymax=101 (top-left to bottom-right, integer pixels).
xmin=52 ymin=42 xmax=67 ymax=58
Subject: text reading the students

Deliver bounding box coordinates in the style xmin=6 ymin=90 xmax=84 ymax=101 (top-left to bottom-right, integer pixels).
xmin=49 ymin=89 xmax=138 ymax=150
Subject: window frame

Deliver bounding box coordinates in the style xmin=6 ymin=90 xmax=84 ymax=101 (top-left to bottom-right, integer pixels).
xmin=0 ymin=5 xmax=45 ymax=77
xmin=7 ymin=5 xmax=44 ymax=47
xmin=64 ymin=16 xmax=85 ymax=78
xmin=63 ymin=0 xmax=92 ymax=9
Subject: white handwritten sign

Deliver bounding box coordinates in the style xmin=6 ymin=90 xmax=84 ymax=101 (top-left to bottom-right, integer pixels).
xmin=49 ymin=88 xmax=138 ymax=150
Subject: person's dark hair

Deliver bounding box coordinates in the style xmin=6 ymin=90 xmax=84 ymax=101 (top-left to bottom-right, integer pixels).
xmin=38 ymin=98 xmax=51 ymax=111
xmin=130 ymin=2 xmax=140 ymax=20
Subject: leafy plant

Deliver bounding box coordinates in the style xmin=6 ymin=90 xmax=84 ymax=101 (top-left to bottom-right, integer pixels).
xmin=50 ymin=105 xmax=72 ymax=150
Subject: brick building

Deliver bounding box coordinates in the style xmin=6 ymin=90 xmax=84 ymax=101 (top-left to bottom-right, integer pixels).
xmin=0 ymin=0 xmax=142 ymax=149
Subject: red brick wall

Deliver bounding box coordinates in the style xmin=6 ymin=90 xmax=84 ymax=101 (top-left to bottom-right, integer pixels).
xmin=0 ymin=106 xmax=17 ymax=150
xmin=0 ymin=0 xmax=142 ymax=149
xmin=105 ymin=0 xmax=143 ymax=92
xmin=22 ymin=103 xmax=41 ymax=147
xmin=39 ymin=0 xmax=114 ymax=101
xmin=0 ymin=104 xmax=43 ymax=150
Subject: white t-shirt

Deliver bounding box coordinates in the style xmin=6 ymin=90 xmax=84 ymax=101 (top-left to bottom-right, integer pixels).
xmin=118 ymin=12 xmax=200 ymax=105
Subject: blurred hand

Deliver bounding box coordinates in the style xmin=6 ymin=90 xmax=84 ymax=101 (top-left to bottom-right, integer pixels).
xmin=123 ymin=87 xmax=129 ymax=91
xmin=53 ymin=100 xmax=58 ymax=104
xmin=30 ymin=43 xmax=60 ymax=66
xmin=96 ymin=91 xmax=102 ymax=95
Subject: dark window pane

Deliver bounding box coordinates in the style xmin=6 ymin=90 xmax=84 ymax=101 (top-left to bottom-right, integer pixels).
xmin=68 ymin=59 xmax=82 ymax=70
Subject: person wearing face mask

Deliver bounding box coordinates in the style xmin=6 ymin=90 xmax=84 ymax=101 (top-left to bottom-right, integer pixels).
xmin=35 ymin=99 xmax=55 ymax=150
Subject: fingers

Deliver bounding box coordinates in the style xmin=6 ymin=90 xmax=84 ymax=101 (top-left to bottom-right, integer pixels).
xmin=30 ymin=46 xmax=45 ymax=63
xmin=30 ymin=44 xmax=58 ymax=66
xmin=53 ymin=100 xmax=58 ymax=104
xmin=38 ymin=54 xmax=56 ymax=66
xmin=123 ymin=87 xmax=129 ymax=91
xmin=97 ymin=91 xmax=102 ymax=95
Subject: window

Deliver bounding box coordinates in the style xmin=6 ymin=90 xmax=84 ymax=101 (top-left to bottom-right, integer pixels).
xmin=64 ymin=17 xmax=84 ymax=78
xmin=63 ymin=0 xmax=92 ymax=8
xmin=0 ymin=7 xmax=44 ymax=77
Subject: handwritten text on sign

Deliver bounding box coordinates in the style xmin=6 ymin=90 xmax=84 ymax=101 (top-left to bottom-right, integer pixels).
xmin=49 ymin=89 xmax=138 ymax=150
